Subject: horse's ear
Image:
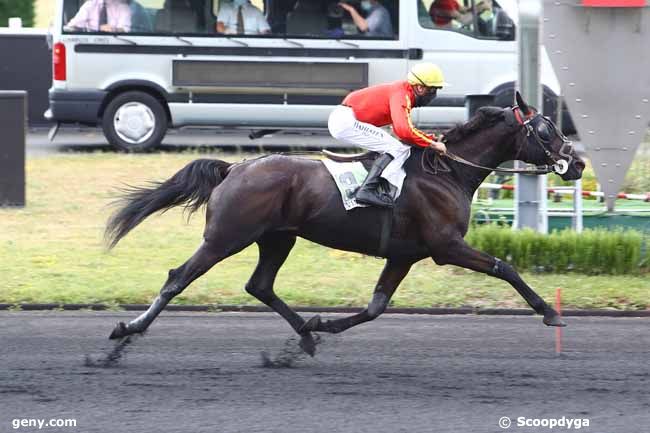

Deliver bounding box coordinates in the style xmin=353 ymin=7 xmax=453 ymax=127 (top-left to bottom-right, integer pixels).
xmin=515 ymin=91 xmax=530 ymax=115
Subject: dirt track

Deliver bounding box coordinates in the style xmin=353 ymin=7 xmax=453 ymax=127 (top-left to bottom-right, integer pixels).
xmin=1 ymin=312 xmax=649 ymax=433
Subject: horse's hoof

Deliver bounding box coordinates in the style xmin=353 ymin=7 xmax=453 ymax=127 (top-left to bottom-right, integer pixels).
xmin=299 ymin=333 xmax=317 ymax=357
xmin=109 ymin=321 xmax=129 ymax=339
xmin=543 ymin=312 xmax=566 ymax=327
xmin=300 ymin=315 xmax=322 ymax=333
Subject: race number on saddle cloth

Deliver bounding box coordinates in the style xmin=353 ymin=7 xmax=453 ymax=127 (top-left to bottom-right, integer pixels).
xmin=326 ymin=62 xmax=448 ymax=209
xmin=321 ymin=159 xmax=371 ymax=210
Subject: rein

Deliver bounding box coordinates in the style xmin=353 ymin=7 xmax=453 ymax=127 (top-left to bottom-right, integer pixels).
xmin=441 ymin=151 xmax=555 ymax=174
xmin=264 ymin=149 xmax=556 ymax=176
xmin=428 ymin=107 xmax=573 ymax=176
xmin=275 ymin=149 xmax=553 ymax=175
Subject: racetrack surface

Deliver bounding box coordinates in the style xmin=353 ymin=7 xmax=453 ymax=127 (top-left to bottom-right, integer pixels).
xmin=2 ymin=312 xmax=649 ymax=433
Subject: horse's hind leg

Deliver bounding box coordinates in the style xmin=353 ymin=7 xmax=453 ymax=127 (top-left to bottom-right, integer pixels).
xmin=244 ymin=232 xmax=318 ymax=355
xmin=109 ymin=239 xmax=241 ymax=339
xmin=301 ymin=259 xmax=413 ymax=334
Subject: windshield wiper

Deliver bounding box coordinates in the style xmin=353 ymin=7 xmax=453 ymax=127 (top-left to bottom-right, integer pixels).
xmin=283 ymin=38 xmax=304 ymax=48
xmin=335 ymin=39 xmax=359 ymax=48
xmin=223 ymin=36 xmax=248 ymax=47
xmin=175 ymin=36 xmax=194 ymax=45
xmin=113 ymin=34 xmax=137 ymax=45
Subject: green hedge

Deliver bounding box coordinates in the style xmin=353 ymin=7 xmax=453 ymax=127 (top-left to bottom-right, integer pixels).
xmin=0 ymin=0 xmax=35 ymax=27
xmin=466 ymin=225 xmax=647 ymax=275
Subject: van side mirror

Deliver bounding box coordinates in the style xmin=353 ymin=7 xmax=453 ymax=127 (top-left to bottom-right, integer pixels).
xmin=495 ymin=11 xmax=515 ymax=41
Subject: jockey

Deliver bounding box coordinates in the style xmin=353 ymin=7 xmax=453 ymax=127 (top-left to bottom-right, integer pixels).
xmin=328 ymin=63 xmax=448 ymax=208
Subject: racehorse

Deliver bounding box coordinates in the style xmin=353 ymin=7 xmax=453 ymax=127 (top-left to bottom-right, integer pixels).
xmin=106 ymin=92 xmax=585 ymax=355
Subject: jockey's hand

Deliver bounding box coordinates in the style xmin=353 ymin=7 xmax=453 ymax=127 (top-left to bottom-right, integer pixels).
xmin=429 ymin=141 xmax=447 ymax=155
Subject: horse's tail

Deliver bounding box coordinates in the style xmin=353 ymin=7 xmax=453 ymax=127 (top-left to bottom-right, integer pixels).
xmin=105 ymin=158 xmax=232 ymax=249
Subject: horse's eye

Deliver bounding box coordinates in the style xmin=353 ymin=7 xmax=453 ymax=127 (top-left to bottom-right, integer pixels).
xmin=536 ymin=122 xmax=551 ymax=141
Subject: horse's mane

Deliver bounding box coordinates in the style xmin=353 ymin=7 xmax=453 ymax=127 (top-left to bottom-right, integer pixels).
xmin=443 ymin=107 xmax=505 ymax=144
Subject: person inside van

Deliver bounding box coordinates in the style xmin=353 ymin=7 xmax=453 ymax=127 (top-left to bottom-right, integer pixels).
xmin=65 ymin=0 xmax=132 ymax=32
xmin=327 ymin=63 xmax=448 ymax=208
xmin=216 ymin=0 xmax=271 ymax=35
xmin=338 ymin=0 xmax=393 ymax=37
xmin=429 ymin=0 xmax=490 ymax=29
xmin=476 ymin=0 xmax=496 ymax=36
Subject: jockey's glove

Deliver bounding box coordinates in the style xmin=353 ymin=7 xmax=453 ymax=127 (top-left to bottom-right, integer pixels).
xmin=429 ymin=141 xmax=447 ymax=155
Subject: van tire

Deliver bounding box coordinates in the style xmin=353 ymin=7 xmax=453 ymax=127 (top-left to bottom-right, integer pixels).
xmin=102 ymin=91 xmax=168 ymax=152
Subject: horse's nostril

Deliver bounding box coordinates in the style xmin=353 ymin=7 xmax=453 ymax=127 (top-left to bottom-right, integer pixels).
xmin=574 ymin=160 xmax=586 ymax=171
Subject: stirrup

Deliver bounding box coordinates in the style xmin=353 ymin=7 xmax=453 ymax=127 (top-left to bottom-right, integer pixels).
xmin=355 ymin=187 xmax=394 ymax=208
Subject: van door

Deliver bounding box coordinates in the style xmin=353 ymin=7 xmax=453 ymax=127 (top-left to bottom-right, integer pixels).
xmin=408 ymin=0 xmax=517 ymax=127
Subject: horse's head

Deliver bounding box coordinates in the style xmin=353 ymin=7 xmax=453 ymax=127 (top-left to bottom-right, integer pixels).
xmin=511 ymin=92 xmax=585 ymax=181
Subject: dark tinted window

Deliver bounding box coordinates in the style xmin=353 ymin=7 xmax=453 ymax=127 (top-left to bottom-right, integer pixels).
xmin=62 ymin=0 xmax=399 ymax=39
xmin=63 ymin=0 xmax=213 ymax=34
xmin=418 ymin=0 xmax=514 ymax=40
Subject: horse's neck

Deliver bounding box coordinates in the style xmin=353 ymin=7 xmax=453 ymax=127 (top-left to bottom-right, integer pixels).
xmin=450 ymin=130 xmax=515 ymax=195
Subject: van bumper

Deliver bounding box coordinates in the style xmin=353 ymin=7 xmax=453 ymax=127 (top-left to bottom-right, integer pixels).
xmin=46 ymin=89 xmax=107 ymax=125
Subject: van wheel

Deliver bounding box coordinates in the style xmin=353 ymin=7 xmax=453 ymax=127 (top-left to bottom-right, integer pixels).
xmin=102 ymin=91 xmax=168 ymax=152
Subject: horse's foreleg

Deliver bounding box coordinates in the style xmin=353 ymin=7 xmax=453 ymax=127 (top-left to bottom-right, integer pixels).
xmin=109 ymin=241 xmax=226 ymax=339
xmin=301 ymin=259 xmax=413 ymax=334
xmin=244 ymin=233 xmax=321 ymax=355
xmin=434 ymin=238 xmax=564 ymax=326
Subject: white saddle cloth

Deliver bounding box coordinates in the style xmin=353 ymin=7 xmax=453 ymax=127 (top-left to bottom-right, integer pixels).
xmin=321 ymin=159 xmax=406 ymax=211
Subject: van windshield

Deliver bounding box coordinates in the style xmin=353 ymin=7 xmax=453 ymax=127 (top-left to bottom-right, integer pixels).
xmin=61 ymin=0 xmax=400 ymax=40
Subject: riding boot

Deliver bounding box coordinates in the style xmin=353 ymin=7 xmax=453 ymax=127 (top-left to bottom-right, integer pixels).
xmin=354 ymin=153 xmax=395 ymax=208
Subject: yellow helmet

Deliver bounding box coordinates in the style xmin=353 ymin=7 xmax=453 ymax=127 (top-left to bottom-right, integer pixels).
xmin=407 ymin=63 xmax=448 ymax=88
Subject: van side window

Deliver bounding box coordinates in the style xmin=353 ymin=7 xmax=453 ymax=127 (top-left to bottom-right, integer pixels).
xmin=63 ymin=0 xmax=214 ymax=34
xmin=284 ymin=1 xmax=328 ymax=36
xmin=334 ymin=1 xmax=396 ymax=38
xmin=215 ymin=0 xmax=270 ymax=35
xmin=216 ymin=0 xmax=398 ymax=40
xmin=418 ymin=0 xmax=515 ymax=40
xmin=64 ymin=0 xmax=135 ymax=33
xmin=155 ymin=0 xmax=212 ymax=33
xmin=61 ymin=0 xmax=400 ymax=39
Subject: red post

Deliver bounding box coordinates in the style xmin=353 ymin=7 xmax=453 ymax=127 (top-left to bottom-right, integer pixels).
xmin=582 ymin=0 xmax=645 ymax=6
xmin=555 ymin=288 xmax=562 ymax=355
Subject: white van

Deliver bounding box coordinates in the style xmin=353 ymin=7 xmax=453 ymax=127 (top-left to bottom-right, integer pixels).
xmin=46 ymin=0 xmax=567 ymax=151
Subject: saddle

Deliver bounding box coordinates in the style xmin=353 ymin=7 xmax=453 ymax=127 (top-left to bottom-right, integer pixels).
xmin=322 ymin=148 xmax=451 ymax=175
xmin=322 ymin=149 xmax=377 ymax=162
xmin=322 ymin=149 xmax=378 ymax=172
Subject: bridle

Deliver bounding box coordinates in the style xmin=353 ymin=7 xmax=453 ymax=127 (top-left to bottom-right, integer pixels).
xmin=517 ymin=107 xmax=574 ymax=175
xmin=441 ymin=106 xmax=574 ymax=175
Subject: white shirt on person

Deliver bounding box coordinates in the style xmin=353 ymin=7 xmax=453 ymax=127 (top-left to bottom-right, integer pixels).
xmin=217 ymin=1 xmax=270 ymax=35
xmin=66 ymin=0 xmax=132 ymax=32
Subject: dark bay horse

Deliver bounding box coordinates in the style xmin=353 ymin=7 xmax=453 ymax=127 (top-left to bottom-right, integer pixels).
xmin=106 ymin=92 xmax=585 ymax=355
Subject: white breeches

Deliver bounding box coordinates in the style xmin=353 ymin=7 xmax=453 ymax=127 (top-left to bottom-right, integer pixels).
xmin=327 ymin=105 xmax=411 ymax=195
